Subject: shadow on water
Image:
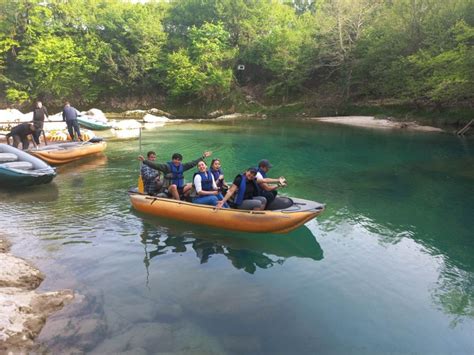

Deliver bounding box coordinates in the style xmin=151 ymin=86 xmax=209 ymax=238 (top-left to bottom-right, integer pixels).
xmin=0 ymin=181 xmax=59 ymax=202
xmin=132 ymin=209 xmax=323 ymax=275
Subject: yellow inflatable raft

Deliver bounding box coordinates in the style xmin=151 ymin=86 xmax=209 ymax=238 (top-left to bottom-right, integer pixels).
xmin=30 ymin=141 xmax=107 ymax=165
xmin=129 ymin=191 xmax=324 ymax=234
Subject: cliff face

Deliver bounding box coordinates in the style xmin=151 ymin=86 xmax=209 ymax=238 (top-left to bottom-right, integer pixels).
xmin=0 ymin=236 xmax=74 ymax=353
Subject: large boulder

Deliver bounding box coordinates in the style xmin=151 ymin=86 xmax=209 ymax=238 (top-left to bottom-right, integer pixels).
xmin=112 ymin=119 xmax=141 ymax=130
xmin=0 ymin=235 xmax=74 ymax=353
xmin=123 ymin=108 xmax=172 ymax=119
xmin=83 ymin=108 xmax=108 ymax=123
xmin=0 ymin=109 xmax=29 ymax=123
xmin=143 ymin=114 xmax=170 ymax=123
xmin=215 ymin=113 xmax=266 ymax=121
xmin=0 ymin=110 xmax=31 ymax=132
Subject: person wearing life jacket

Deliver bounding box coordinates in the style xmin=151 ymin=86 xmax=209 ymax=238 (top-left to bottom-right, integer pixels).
xmin=139 ymin=151 xmax=212 ymax=200
xmin=255 ymin=159 xmax=287 ymax=206
xmin=192 ymin=161 xmax=229 ymax=207
xmin=216 ymin=167 xmax=267 ymax=210
xmin=210 ymin=158 xmax=228 ymax=194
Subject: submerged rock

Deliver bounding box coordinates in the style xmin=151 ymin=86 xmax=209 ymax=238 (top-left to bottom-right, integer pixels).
xmin=38 ymin=292 xmax=108 ymax=353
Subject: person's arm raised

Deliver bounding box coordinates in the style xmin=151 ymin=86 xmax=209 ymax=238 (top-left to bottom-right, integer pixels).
xmin=183 ymin=151 xmax=212 ymax=171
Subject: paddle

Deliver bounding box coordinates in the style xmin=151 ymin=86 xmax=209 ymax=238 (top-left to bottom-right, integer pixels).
xmin=137 ymin=127 xmax=144 ymax=193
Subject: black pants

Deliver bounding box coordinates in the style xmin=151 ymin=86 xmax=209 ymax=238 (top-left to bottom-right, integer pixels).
xmin=66 ymin=119 xmax=82 ymax=140
xmin=260 ymin=190 xmax=277 ymax=204
xmin=12 ymin=135 xmax=30 ymax=150
xmin=32 ymin=121 xmax=44 ymax=145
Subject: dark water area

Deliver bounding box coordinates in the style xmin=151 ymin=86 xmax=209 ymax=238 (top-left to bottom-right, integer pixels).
xmin=1 ymin=119 xmax=473 ymax=354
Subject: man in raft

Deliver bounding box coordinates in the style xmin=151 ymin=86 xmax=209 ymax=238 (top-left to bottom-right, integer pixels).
xmin=255 ymin=159 xmax=287 ymax=206
xmin=141 ymin=151 xmax=164 ymax=195
xmin=216 ymin=167 xmax=267 ymax=210
xmin=139 ymin=151 xmax=212 ymax=200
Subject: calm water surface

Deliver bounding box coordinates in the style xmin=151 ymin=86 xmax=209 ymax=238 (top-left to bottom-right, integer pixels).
xmin=1 ymin=119 xmax=473 ymax=354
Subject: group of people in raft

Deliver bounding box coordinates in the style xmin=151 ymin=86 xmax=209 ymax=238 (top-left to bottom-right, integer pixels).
xmin=138 ymin=151 xmax=287 ymax=210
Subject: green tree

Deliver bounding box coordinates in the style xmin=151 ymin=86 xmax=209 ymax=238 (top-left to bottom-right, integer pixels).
xmin=17 ymin=35 xmax=100 ymax=101
xmin=408 ymin=20 xmax=474 ymax=106
xmin=163 ymin=22 xmax=235 ymax=101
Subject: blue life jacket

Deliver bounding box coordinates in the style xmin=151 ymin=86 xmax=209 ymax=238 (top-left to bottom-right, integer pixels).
xmin=210 ymin=167 xmax=222 ymax=182
xmin=210 ymin=167 xmax=223 ymax=187
xmin=194 ymin=171 xmax=214 ymax=191
xmin=234 ymin=173 xmax=257 ymax=206
xmin=234 ymin=174 xmax=247 ymax=206
xmin=167 ymin=162 xmax=184 ymax=188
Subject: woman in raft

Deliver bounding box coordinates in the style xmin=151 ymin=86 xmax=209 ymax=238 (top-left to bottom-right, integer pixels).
xmin=192 ymin=160 xmax=229 ymax=208
xmin=209 ymin=158 xmax=228 ymax=194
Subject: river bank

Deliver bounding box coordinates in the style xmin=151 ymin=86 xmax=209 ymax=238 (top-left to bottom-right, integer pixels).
xmin=0 ymin=235 xmax=73 ymax=353
xmin=307 ymin=116 xmax=445 ymax=132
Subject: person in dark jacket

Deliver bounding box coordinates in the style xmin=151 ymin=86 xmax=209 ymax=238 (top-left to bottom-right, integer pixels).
xmin=138 ymin=151 xmax=212 ymax=200
xmin=6 ymin=122 xmax=37 ymax=150
xmin=62 ymin=101 xmax=82 ymax=141
xmin=217 ymin=167 xmax=267 ymax=210
xmin=32 ymin=101 xmax=48 ymax=145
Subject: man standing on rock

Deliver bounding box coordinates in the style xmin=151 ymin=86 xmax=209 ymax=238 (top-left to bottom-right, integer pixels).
xmin=62 ymin=101 xmax=83 ymax=141
xmin=32 ymin=100 xmax=48 ymax=145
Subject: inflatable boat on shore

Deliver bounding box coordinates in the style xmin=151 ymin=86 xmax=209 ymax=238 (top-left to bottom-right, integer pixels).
xmin=77 ymin=116 xmax=112 ymax=130
xmin=29 ymin=140 xmax=106 ymax=165
xmin=0 ymin=144 xmax=56 ymax=187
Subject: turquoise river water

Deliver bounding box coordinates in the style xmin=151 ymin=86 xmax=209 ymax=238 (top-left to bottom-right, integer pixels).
xmin=1 ymin=118 xmax=473 ymax=354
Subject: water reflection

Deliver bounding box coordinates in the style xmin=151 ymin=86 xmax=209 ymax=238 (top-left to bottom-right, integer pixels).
xmin=55 ymin=154 xmax=108 ymax=174
xmin=433 ymin=265 xmax=474 ymax=328
xmin=321 ymin=206 xmax=474 ymax=325
xmin=137 ymin=213 xmax=323 ymax=274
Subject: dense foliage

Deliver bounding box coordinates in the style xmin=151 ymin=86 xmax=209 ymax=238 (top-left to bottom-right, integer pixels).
xmin=0 ymin=0 xmax=472 ymax=109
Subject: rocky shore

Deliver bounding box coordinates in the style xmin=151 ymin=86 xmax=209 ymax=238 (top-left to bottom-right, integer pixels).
xmin=0 ymin=235 xmax=73 ymax=353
